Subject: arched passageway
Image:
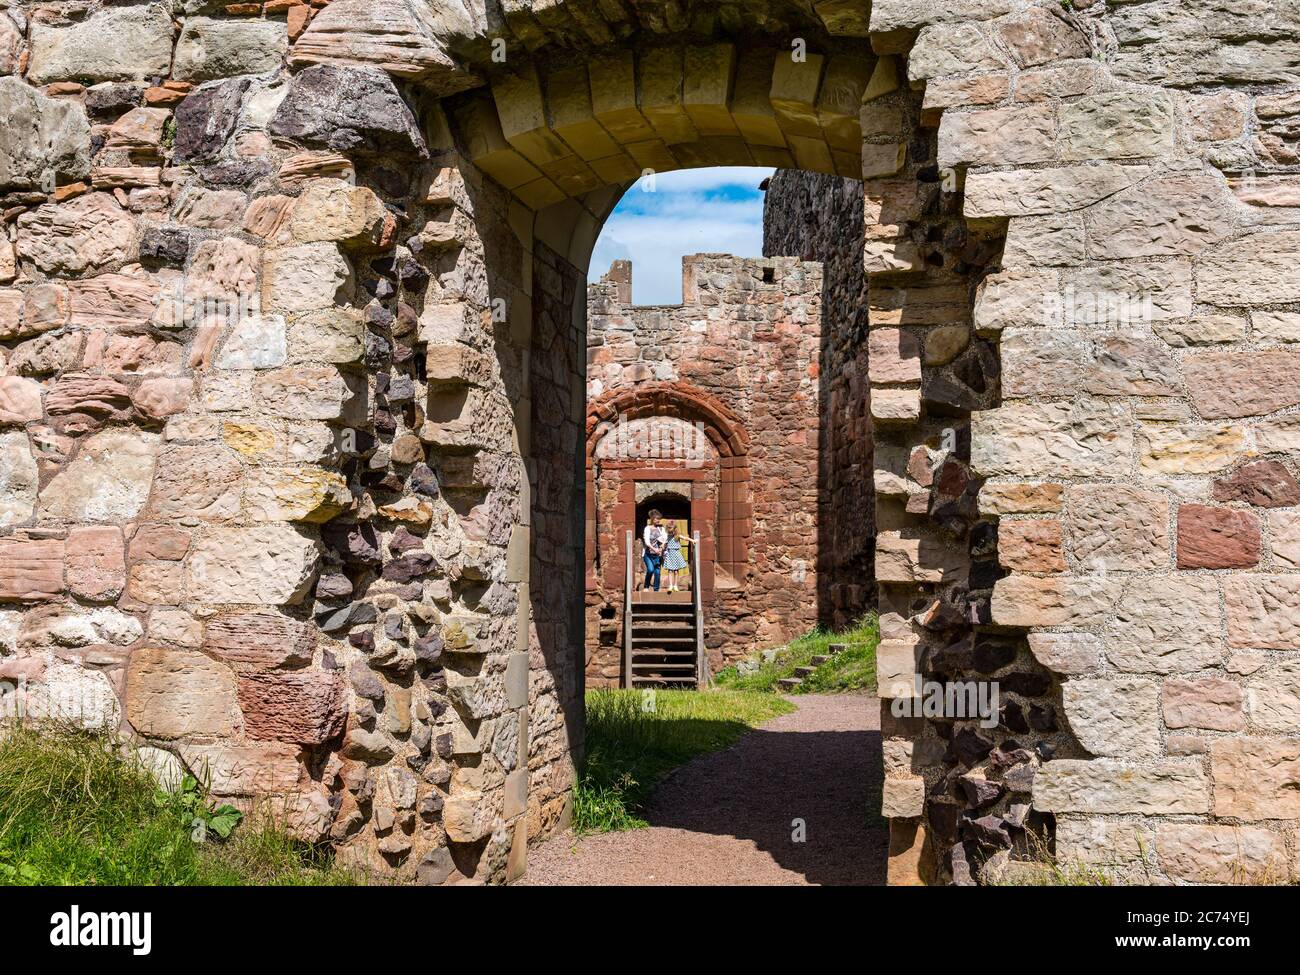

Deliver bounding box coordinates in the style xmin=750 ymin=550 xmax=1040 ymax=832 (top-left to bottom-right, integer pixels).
xmin=431 ymin=25 xmax=1009 ymax=884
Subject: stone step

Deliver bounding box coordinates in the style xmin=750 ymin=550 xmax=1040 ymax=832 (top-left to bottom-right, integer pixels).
xmin=794 ymin=666 xmax=816 ymax=678
xmin=828 ymin=642 xmax=848 ymax=654
xmin=776 ymin=677 xmax=802 ymax=691
xmin=810 ymin=655 xmax=830 ymax=665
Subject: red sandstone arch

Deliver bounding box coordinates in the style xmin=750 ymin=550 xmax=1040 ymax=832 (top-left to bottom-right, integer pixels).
xmin=585 ymin=382 xmax=752 ymax=586
xmin=586 ymin=381 xmax=751 ymax=458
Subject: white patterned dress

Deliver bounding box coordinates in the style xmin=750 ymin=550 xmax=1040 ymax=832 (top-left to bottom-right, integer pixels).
xmin=662 ymin=536 xmax=687 ymax=571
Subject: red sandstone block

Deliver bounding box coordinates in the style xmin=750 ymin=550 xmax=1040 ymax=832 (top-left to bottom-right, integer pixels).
xmin=999 ymin=519 xmax=1065 ymax=573
xmin=237 ymin=670 xmax=345 ymax=745
xmin=129 ymin=523 xmax=190 ymax=561
xmin=1211 ymin=460 xmax=1300 ymax=508
xmin=1177 ymin=504 xmax=1260 ymax=569
xmin=288 ymin=5 xmax=312 ymax=40
xmin=0 ymin=539 xmax=65 ymax=602
xmin=205 ymin=612 xmax=316 ymax=671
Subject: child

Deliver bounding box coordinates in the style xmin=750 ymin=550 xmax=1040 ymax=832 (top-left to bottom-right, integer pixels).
xmin=662 ymin=522 xmax=687 ymax=591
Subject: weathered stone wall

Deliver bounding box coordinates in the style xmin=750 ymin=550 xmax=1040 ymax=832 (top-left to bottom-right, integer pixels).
xmin=0 ymin=0 xmax=556 ymax=886
xmin=762 ymin=169 xmax=875 ymax=630
xmin=3 ymin=0 xmax=1299 ymax=886
xmin=873 ymin=0 xmax=1300 ymax=886
xmin=584 ymin=253 xmax=822 ymax=680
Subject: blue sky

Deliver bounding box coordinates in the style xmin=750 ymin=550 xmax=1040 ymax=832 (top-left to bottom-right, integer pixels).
xmin=589 ymin=166 xmax=775 ymax=305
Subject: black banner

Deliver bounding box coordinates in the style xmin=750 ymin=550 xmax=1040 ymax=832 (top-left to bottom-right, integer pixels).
xmin=0 ymin=884 xmax=1276 ymax=962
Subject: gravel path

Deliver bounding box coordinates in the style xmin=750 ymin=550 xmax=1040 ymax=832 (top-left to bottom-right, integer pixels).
xmin=519 ymin=693 xmax=887 ymax=886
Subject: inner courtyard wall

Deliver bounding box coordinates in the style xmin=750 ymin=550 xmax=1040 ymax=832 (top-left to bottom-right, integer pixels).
xmin=584 ymin=253 xmax=823 ymax=681
xmin=762 ymin=169 xmax=876 ymax=630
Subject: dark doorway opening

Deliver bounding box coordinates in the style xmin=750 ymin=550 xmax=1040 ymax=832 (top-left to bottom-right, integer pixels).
xmin=636 ymin=490 xmax=691 ymax=543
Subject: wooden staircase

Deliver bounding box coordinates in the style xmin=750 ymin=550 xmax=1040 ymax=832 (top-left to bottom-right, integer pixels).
xmin=627 ymin=592 xmax=700 ymax=687
xmin=622 ymin=530 xmax=708 ymax=689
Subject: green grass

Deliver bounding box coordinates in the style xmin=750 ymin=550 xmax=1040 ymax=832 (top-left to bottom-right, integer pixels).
xmin=0 ymin=724 xmax=357 ymax=886
xmin=573 ymin=688 xmax=794 ymax=833
xmin=714 ymin=614 xmax=879 ymax=694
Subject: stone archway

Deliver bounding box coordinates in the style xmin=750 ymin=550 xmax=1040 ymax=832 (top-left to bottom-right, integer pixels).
xmin=444 ymin=25 xmax=1007 ymax=883
xmin=2 ymin=0 xmax=1295 ymax=889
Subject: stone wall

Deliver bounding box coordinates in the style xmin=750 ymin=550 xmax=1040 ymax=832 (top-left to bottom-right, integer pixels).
xmin=872 ymin=0 xmax=1300 ymax=886
xmin=762 ymin=169 xmax=875 ymax=630
xmin=584 ymin=254 xmax=822 ymax=680
xmin=0 ymin=0 xmax=558 ymax=885
xmin=2 ymin=0 xmax=1300 ymax=886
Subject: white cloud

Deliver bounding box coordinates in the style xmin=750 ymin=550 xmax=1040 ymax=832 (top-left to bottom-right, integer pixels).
xmin=588 ymin=166 xmax=775 ymax=305
xmin=626 ymin=166 xmax=774 ymax=194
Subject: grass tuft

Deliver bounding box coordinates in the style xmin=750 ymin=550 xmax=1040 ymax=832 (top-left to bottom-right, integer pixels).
xmin=0 ymin=723 xmax=356 ymax=886
xmin=714 ymin=614 xmax=879 ymax=694
xmin=573 ymin=688 xmax=793 ymax=834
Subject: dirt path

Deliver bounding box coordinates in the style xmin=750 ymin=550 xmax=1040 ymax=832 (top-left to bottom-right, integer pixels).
xmin=519 ymin=693 xmax=888 ymax=886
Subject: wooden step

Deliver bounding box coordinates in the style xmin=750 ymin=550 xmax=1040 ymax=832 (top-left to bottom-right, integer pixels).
xmin=631 ymin=669 xmax=697 ymax=677
xmin=632 ymin=591 xmax=693 ymax=605
xmin=624 ymin=583 xmax=703 ymax=690
xmin=632 ymin=672 xmax=697 ymax=679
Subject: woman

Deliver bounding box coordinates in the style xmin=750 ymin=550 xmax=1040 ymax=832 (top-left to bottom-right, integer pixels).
xmin=642 ymin=510 xmax=665 ymax=592
xmin=662 ymin=522 xmax=688 ymax=592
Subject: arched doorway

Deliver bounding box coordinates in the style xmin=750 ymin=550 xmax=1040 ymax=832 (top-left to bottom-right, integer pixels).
xmin=431 ymin=32 xmax=1006 ymax=884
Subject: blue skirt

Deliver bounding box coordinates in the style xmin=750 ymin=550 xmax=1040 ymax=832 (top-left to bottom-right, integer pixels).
xmin=663 ymin=543 xmax=687 ymax=571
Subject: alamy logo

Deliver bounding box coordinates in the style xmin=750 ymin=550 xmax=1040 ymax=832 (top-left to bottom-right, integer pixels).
xmin=593 ymin=413 xmax=711 ymax=466
xmin=49 ymin=906 xmax=152 ymax=956
xmin=890 ymin=676 xmax=1000 ymax=729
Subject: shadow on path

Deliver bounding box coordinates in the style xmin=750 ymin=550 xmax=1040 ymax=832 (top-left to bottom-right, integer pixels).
xmin=520 ymin=693 xmax=888 ymax=886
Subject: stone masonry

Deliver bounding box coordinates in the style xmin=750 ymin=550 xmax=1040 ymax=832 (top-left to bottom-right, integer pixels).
xmin=763 ymin=169 xmax=876 ymax=630
xmin=585 ymin=253 xmax=823 ymax=682
xmin=0 ymin=0 xmax=1298 ymax=885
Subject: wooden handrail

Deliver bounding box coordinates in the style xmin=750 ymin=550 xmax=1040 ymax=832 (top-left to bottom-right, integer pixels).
xmin=623 ymin=529 xmax=633 ymax=689
xmin=691 ymin=529 xmax=708 ymax=687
